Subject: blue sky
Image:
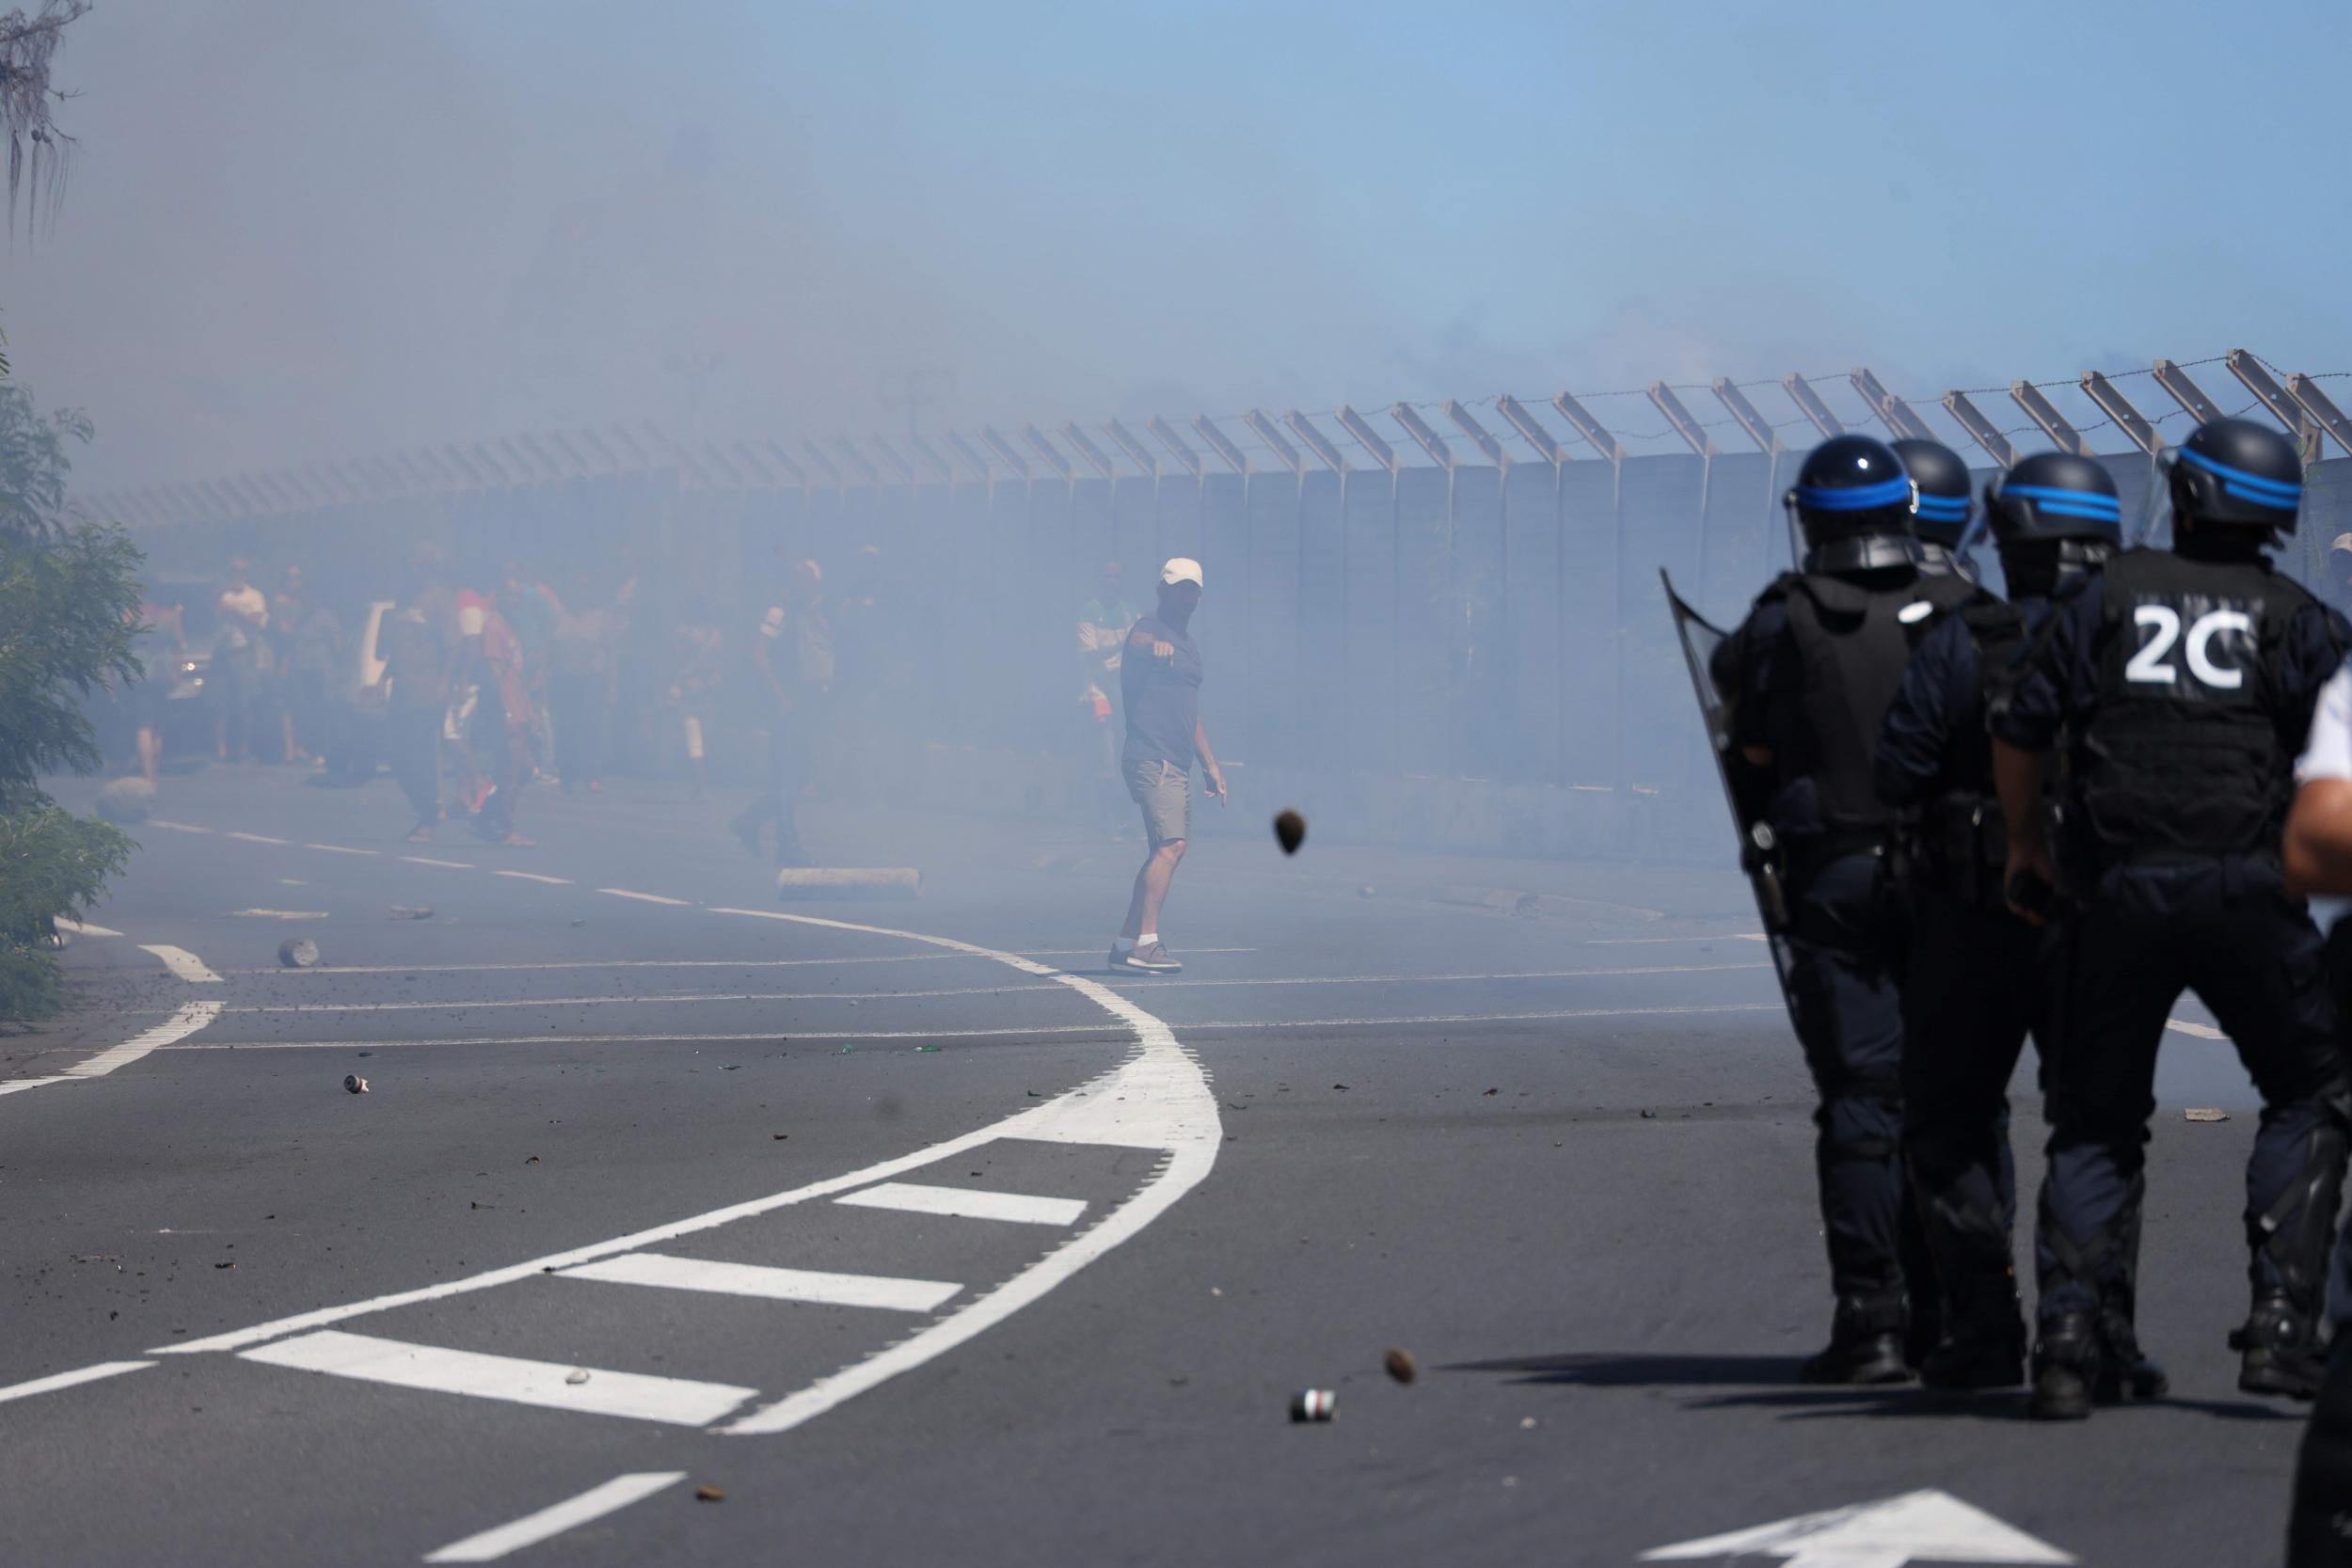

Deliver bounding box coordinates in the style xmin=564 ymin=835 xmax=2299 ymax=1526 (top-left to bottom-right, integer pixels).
xmin=12 ymin=0 xmax=2350 ymax=483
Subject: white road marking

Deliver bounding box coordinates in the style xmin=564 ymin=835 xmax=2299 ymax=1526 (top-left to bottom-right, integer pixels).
xmin=0 ymin=1360 xmax=154 ymax=1406
xmin=305 ymin=842 xmax=378 ymax=857
xmin=2167 ymin=1018 xmax=2227 ymax=1040
xmin=561 ymin=1253 xmax=961 ymax=1313
xmin=54 ymin=917 xmax=121 ymax=937
xmin=241 ymin=1331 xmax=755 ymax=1426
xmin=837 ymin=1181 xmax=1085 ymax=1227
xmin=140 ymin=944 xmax=221 ymax=984
xmin=221 ymin=949 xmax=1259 ymax=976
xmin=401 ymin=855 xmax=473 ymax=869
xmin=165 ymin=1000 xmax=1782 ymax=1052
xmin=229 ymin=909 xmax=329 ymax=920
xmin=495 ymin=870 xmax=571 ymax=885
xmin=158 ymin=912 xmax=1218 ymax=1465
xmin=422 ymin=1472 xmax=688 ymax=1564
xmin=226 ymin=831 xmax=291 ymax=845
xmin=145 ymin=819 xmax=213 ymax=834
xmin=3 ymin=1000 xmax=223 ymax=1093
xmin=599 ymin=887 xmax=691 ymax=906
xmin=1642 ymin=1487 xmax=2074 ymax=1565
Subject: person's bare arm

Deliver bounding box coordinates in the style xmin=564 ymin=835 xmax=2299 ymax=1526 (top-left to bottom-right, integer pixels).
xmin=1994 ymin=738 xmax=2058 ymax=922
xmin=1195 ymin=716 xmax=1225 ymax=804
xmin=2286 ymin=779 xmax=2352 ymax=896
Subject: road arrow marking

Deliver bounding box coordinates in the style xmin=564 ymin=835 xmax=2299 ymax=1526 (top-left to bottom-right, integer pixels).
xmin=1642 ymin=1489 xmax=2074 ymax=1567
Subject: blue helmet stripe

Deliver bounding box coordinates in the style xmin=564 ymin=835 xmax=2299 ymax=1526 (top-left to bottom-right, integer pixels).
xmin=1796 ymin=474 xmax=1914 ymax=512
xmin=2027 ymin=497 xmax=2125 ymax=523
xmin=1915 ymin=495 xmax=1971 ymax=520
xmin=2003 ymin=483 xmax=2121 ymax=516
xmin=2177 ymin=444 xmax=2300 ymax=509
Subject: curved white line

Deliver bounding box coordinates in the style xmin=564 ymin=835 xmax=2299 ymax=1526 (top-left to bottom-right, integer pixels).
xmin=157 ymin=907 xmax=1222 ymax=1428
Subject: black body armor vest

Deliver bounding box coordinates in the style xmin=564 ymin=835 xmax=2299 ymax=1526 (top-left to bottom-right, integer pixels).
xmin=1762 ymin=566 xmax=1984 ymax=852
xmin=2076 ymin=547 xmax=2309 ymax=863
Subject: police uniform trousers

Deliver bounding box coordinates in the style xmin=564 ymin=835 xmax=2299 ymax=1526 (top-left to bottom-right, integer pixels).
xmin=1901 ymin=881 xmax=2051 ymax=1323
xmin=1786 ymin=847 xmax=1931 ymax=1305
xmin=2037 ymin=860 xmax=2348 ymax=1325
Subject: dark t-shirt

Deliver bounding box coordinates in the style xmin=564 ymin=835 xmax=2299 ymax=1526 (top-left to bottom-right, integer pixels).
xmin=1120 ymin=613 xmax=1200 ymax=768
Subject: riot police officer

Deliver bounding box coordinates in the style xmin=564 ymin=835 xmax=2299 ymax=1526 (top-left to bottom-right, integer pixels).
xmin=1873 ymin=452 xmax=2122 ymax=1389
xmin=1892 ymin=437 xmax=1977 ymax=579
xmin=1991 ymin=417 xmax=2352 ymax=1421
xmin=1712 ymin=434 xmax=1985 ymax=1382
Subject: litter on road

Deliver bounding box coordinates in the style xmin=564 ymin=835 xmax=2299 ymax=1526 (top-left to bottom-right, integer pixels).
xmin=278 ymin=938 xmax=319 ymax=969
xmin=2185 ymin=1108 xmax=2230 ymax=1122
xmin=1385 ymin=1348 xmax=1418 ymax=1385
xmin=1274 ymin=809 xmax=1307 ymax=855
xmin=342 ymin=1075 xmax=369 ymax=1094
xmin=1290 ymin=1389 xmax=1336 ymax=1422
xmin=388 ymin=906 xmax=435 ymax=921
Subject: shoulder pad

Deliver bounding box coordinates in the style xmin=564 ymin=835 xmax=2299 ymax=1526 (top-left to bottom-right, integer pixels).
xmin=1751 ymin=572 xmax=1802 ymax=609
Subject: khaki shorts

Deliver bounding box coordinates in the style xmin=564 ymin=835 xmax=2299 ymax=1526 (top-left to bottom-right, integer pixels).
xmin=1125 ymin=755 xmax=1191 ymax=847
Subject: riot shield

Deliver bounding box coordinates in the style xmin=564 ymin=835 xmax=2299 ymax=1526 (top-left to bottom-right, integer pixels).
xmin=1660 ymin=569 xmax=1797 ymax=1008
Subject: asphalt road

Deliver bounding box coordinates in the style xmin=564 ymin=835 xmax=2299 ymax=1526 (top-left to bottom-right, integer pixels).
xmin=0 ymin=764 xmax=2312 ymax=1566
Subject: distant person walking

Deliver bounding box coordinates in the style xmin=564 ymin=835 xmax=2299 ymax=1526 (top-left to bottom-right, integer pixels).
xmin=214 ymin=558 xmax=268 ymax=762
xmin=731 ymin=558 xmax=834 ymax=866
xmin=384 ymin=546 xmax=458 ymax=842
xmin=1109 ymin=558 xmax=1224 ymax=974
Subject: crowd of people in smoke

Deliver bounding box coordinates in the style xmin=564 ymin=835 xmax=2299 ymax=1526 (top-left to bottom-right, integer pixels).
xmin=87 ymin=540 xmax=1143 ymax=861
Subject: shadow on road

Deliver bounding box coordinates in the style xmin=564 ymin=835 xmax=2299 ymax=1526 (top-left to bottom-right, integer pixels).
xmin=1448 ymin=1353 xmax=2299 ymax=1425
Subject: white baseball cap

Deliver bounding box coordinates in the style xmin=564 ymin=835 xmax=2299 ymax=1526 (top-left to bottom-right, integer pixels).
xmin=2331 ymin=532 xmax=2352 ymax=556
xmin=1160 ymin=557 xmax=1204 ymax=588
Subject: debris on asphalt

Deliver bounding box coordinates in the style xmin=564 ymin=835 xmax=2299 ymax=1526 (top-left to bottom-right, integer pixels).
xmin=1290 ymin=1389 xmax=1336 ymax=1422
xmin=1520 ymin=1416 xmax=1539 ymax=1429
xmin=1384 ymin=1347 xmax=1418 ymax=1385
xmin=569 ymin=918 xmax=585 ymax=927
xmin=565 ymin=1369 xmax=590 ymax=1386
xmin=97 ymin=776 xmax=157 ymax=824
xmin=525 ymin=1155 xmax=540 ymax=1164
xmin=1639 ymin=1109 xmax=1656 ymax=1119
xmin=278 ymin=938 xmax=320 ymax=969
xmin=1273 ymin=809 xmax=1307 ymax=855
xmin=915 ymin=1044 xmax=942 ymax=1053
xmin=723 ymin=1064 xmax=741 ymax=1070
xmin=771 ymin=1133 xmax=788 ymax=1140
xmin=342 ymin=1074 xmax=369 ymax=1095
xmin=1331 ymin=1084 xmax=1348 ymax=1092
xmin=2185 ymin=1108 xmax=2230 ymax=1122
xmin=214 ymin=1260 xmax=234 ymax=1270
xmin=694 ymin=1485 xmax=725 ymax=1503
xmin=1482 ymin=1087 xmax=1499 ymax=1097
xmin=388 ymin=905 xmax=434 ymax=921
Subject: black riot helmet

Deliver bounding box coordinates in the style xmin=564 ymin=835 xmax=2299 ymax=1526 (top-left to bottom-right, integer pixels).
xmin=2166 ymin=417 xmax=2303 ymax=536
xmin=1891 ymin=438 xmax=1973 ymax=549
xmin=1985 ymin=451 xmax=2121 ymax=601
xmin=1786 ymin=434 xmax=1920 ymax=574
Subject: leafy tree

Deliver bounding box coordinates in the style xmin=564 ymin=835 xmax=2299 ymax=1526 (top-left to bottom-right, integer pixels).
xmin=0 ymin=0 xmax=87 ymax=236
xmin=0 ymin=365 xmax=137 ymax=1020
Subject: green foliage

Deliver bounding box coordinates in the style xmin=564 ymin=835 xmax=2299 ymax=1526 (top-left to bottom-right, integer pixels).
xmin=0 ymin=795 xmax=129 ymax=1016
xmin=0 ymin=372 xmax=141 ymax=1020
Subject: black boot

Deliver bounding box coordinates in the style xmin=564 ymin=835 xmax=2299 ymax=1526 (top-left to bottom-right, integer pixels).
xmin=1921 ymin=1304 xmax=2026 ymax=1391
xmin=1800 ymin=1292 xmax=1912 ymax=1386
xmin=2029 ymin=1310 xmax=2101 ymax=1420
xmin=2237 ymin=1291 xmax=2328 ymax=1401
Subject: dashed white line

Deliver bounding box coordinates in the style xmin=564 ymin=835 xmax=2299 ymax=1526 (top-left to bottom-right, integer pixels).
xmin=0 ymin=1360 xmax=153 ymax=1405
xmin=54 ymin=917 xmax=121 ymax=938
xmin=422 ymin=1472 xmax=688 ymax=1564
xmin=401 ymin=855 xmax=474 ymax=869
xmin=838 ymin=1181 xmax=1085 ymax=1227
xmin=560 ymin=1253 xmax=961 ymax=1313
xmin=599 ymin=887 xmax=691 ymax=906
xmin=140 ymin=944 xmax=221 ymax=984
xmin=305 ymin=843 xmax=379 ymax=857
xmin=242 ymin=1331 xmax=755 ymax=1426
xmin=226 ymin=831 xmax=291 ymax=845
xmin=145 ymin=819 xmax=213 ymax=834
xmin=494 ymin=870 xmax=571 ymax=885
xmin=4 ymin=1000 xmax=223 ymax=1094
xmin=230 ymin=909 xmax=329 ymax=920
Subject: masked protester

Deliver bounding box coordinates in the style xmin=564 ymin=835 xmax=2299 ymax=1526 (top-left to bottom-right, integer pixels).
xmin=1874 ymin=452 xmax=2121 ymax=1390
xmin=1992 ymin=419 xmax=2352 ymax=1420
xmin=1709 ymin=435 xmax=1986 ymax=1383
xmin=1108 ymin=558 xmax=1226 ymax=974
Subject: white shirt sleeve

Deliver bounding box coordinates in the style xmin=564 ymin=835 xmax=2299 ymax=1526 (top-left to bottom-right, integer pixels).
xmin=2296 ymin=658 xmax=2352 ymax=783
xmin=759 ymin=606 xmax=786 ymax=640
